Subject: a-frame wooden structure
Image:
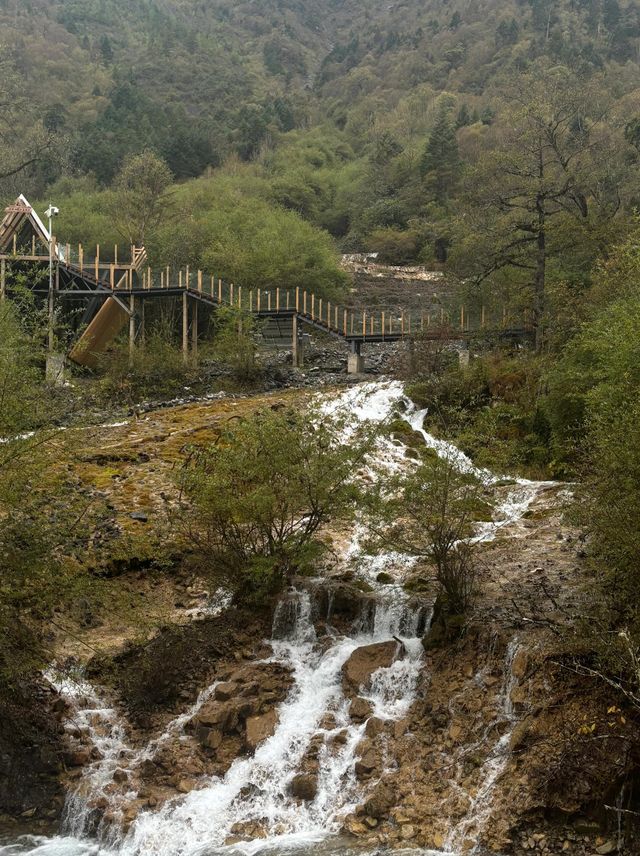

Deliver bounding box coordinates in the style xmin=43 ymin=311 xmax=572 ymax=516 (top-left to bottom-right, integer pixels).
xmin=0 ymin=195 xmax=66 ymax=260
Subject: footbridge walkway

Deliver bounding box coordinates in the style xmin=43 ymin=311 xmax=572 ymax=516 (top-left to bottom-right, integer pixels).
xmin=0 ymin=197 xmax=532 ymax=373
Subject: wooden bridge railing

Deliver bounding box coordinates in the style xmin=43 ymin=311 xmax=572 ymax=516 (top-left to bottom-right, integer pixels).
xmin=1 ymin=240 xmax=535 ymax=341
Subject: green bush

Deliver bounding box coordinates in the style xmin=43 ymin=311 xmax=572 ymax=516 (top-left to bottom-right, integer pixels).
xmin=96 ymin=322 xmax=194 ymax=406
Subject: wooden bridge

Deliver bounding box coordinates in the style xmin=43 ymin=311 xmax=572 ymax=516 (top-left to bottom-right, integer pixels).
xmin=0 ymin=197 xmax=532 ymax=373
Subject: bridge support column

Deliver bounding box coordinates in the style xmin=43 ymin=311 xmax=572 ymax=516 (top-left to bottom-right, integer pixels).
xmin=292 ymin=313 xmax=304 ymax=367
xmin=140 ymin=299 xmax=146 ymax=346
xmin=129 ymin=295 xmax=136 ymax=365
xmin=191 ymin=300 xmax=199 ymax=363
xmin=347 ymin=340 xmax=365 ymax=374
xmin=45 ymin=352 xmax=66 ymax=386
xmin=182 ymin=291 xmax=188 ymax=363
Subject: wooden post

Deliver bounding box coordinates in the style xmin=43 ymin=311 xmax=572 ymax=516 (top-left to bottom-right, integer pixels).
xmin=258 ymin=289 xmax=261 ymax=312
xmin=350 ymin=314 xmax=354 ymax=335
xmin=276 ymin=287 xmax=280 ymax=311
xmin=79 ymin=244 xmax=84 ymax=274
xmin=286 ymin=290 xmax=290 ymax=310
xmin=0 ymin=258 xmax=5 ymax=301
xmin=166 ymin=266 xmax=170 ymax=288
xmin=31 ymin=235 xmax=35 ymax=255
xmin=460 ymin=306 xmax=465 ymax=331
xmin=210 ymin=275 xmax=214 ymax=296
xmin=343 ymin=309 xmax=347 ymax=336
xmin=179 ymin=269 xmax=183 ymax=289
xmin=401 ymin=311 xmax=405 ymax=336
xmin=129 ymin=294 xmax=136 ymax=364
xmin=268 ymin=291 xmax=272 ymax=311
xmin=186 ymin=265 xmax=190 ymax=289
xmin=114 ymin=245 xmax=118 ymax=266
xmin=327 ymin=301 xmax=331 ymax=328
xmin=192 ymin=299 xmax=198 ymax=362
xmin=12 ymin=234 xmax=16 ymax=255
xmin=335 ymin=306 xmax=338 ymax=329
xmin=303 ymin=291 xmax=307 ymax=314
xmin=238 ymin=286 xmax=242 ymax=309
xmin=198 ymin=270 xmax=203 ymax=293
xmin=160 ymin=270 xmax=164 ymax=289
xmin=296 ymin=287 xmax=300 ymax=311
xmin=318 ymin=298 xmax=322 ymax=324
xmin=182 ymin=291 xmax=189 ymax=363
xmin=292 ymin=312 xmax=300 ymax=367
xmin=110 ymin=264 xmax=115 ymax=289
xmin=481 ymin=305 xmax=486 ymax=328
xmin=249 ymin=290 xmax=253 ymax=312
xmin=370 ymin=315 xmax=374 ymax=336
xmin=230 ymin=283 xmax=234 ymax=306
xmin=382 ymin=312 xmax=385 ymax=340
xmin=362 ymin=312 xmax=366 ymax=338
xmin=311 ymin=294 xmax=315 ymax=319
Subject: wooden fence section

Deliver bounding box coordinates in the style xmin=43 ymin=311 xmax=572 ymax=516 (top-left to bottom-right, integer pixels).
xmin=133 ymin=266 xmax=533 ymax=341
xmin=1 ymin=241 xmax=534 ymax=342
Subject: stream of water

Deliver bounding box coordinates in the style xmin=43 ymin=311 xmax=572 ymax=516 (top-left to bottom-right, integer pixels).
xmin=1 ymin=381 xmax=549 ymax=856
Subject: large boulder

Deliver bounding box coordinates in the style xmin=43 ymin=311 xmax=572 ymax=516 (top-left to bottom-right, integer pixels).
xmin=364 ymin=780 xmax=396 ymax=819
xmin=342 ymin=641 xmax=401 ymax=692
xmin=289 ymin=772 xmax=318 ymax=801
xmin=245 ymin=710 xmax=278 ymax=750
xmin=349 ymin=697 xmax=373 ymax=722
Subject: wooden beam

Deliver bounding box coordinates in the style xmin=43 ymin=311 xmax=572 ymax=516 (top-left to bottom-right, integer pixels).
xmin=191 ymin=299 xmax=198 ymax=362
xmin=129 ymin=294 xmax=136 ymax=364
xmin=182 ymin=290 xmax=189 ymax=363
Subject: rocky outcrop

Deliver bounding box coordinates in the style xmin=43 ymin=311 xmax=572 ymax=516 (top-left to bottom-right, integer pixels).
xmin=0 ymin=677 xmax=64 ymax=823
xmin=349 ymin=697 xmax=373 ymax=722
xmin=289 ymin=773 xmax=317 ymax=801
xmin=342 ymin=640 xmax=401 ymax=693
xmin=189 ymin=661 xmax=292 ymax=760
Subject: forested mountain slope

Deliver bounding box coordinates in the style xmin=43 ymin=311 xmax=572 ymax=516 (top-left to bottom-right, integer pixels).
xmin=3 ymin=0 xmax=640 ymax=187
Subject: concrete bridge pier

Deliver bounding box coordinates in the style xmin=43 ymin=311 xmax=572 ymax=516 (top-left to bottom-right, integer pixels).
xmin=347 ymin=340 xmax=365 ymax=374
xmin=458 ymin=344 xmax=470 ymax=367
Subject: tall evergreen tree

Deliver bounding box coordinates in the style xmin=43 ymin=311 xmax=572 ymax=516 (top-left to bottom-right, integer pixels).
xmin=420 ymin=104 xmax=461 ymax=203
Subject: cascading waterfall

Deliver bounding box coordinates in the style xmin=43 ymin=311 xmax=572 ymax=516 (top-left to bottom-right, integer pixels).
xmin=44 ymin=671 xmax=136 ymax=841
xmin=444 ymin=639 xmax=523 ymax=854
xmin=2 ymin=381 xmax=553 ymax=856
xmin=115 ymin=588 xmax=427 ymax=856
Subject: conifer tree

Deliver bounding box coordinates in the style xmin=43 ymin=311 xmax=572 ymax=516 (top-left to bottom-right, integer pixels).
xmin=420 ymin=104 xmax=461 ymax=203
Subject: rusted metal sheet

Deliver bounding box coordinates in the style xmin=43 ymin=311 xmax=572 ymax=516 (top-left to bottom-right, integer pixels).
xmin=68 ymin=296 xmax=129 ymax=369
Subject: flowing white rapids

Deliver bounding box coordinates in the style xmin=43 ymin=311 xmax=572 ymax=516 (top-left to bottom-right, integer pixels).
xmin=2 ymin=381 xmax=555 ymax=856
xmin=117 ymin=589 xmax=427 ymax=856
xmin=444 ymin=640 xmax=523 ymax=854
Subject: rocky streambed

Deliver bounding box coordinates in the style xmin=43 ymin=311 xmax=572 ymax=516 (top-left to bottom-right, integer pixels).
xmin=1 ymin=382 xmax=638 ymax=856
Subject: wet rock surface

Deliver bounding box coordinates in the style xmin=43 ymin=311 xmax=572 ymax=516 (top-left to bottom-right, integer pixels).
xmin=0 ymin=676 xmax=65 ymax=825
xmin=342 ymin=641 xmax=401 ymax=693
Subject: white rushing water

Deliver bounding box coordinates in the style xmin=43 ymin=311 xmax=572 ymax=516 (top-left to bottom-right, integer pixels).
xmin=118 ymin=588 xmax=427 ymax=856
xmin=2 ymin=381 xmax=551 ymax=856
xmin=444 ymin=639 xmax=523 ymax=853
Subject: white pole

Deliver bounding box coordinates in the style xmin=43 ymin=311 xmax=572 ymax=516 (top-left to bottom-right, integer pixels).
xmin=48 ymin=205 xmax=53 ymax=352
